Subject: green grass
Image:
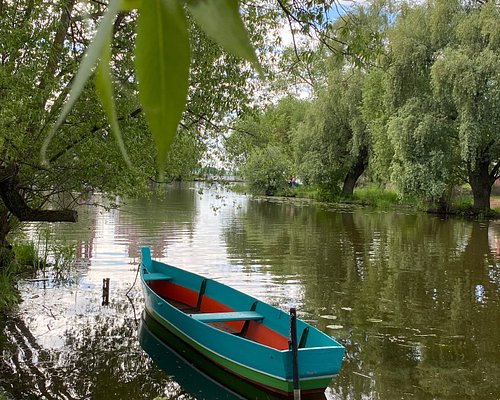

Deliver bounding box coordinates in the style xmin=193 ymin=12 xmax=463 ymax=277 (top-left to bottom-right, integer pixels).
xmin=13 ymin=241 xmax=39 ymax=268
xmin=451 ymin=196 xmax=474 ymax=213
xmin=352 ymin=187 xmax=402 ymax=208
xmin=0 ymin=249 xmax=21 ymax=310
xmin=291 ymin=185 xmax=337 ymax=202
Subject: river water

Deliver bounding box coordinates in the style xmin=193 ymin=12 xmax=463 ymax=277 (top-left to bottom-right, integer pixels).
xmin=1 ymin=182 xmax=500 ymax=399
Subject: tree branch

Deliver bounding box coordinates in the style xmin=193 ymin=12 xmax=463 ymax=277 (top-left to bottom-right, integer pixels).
xmin=0 ymin=164 xmax=77 ymax=222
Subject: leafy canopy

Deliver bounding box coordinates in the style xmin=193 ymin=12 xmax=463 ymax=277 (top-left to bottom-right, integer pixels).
xmin=43 ymin=0 xmax=262 ymax=176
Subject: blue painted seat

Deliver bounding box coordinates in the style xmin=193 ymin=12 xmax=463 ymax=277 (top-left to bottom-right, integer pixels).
xmin=143 ymin=272 xmax=172 ymax=282
xmin=190 ymin=311 xmax=264 ymax=323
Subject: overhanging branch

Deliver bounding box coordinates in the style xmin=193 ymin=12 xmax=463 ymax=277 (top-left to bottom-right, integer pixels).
xmin=0 ymin=164 xmax=77 ymax=222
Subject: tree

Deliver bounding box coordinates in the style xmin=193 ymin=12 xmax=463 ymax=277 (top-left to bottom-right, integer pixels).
xmin=382 ymin=0 xmax=500 ymax=211
xmin=431 ymin=1 xmax=500 ymax=211
xmin=243 ymin=146 xmax=292 ymax=196
xmin=294 ymin=67 xmax=369 ymax=196
xmin=387 ymin=97 xmax=458 ymax=210
xmin=163 ymin=132 xmax=206 ymax=182
xmin=225 ymin=95 xmax=309 ymax=193
xmin=0 ymin=0 xmax=267 ymax=260
xmin=378 ymin=1 xmax=464 ymax=211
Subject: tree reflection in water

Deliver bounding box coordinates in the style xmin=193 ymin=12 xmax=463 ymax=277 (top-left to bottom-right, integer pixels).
xmin=223 ymin=200 xmax=500 ymax=400
xmin=0 ymin=304 xmax=185 ymax=399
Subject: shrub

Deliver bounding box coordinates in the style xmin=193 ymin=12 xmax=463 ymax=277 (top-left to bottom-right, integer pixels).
xmin=242 ymin=146 xmax=292 ymax=196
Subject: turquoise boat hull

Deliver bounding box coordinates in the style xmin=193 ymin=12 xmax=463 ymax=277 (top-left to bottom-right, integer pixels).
xmin=139 ymin=247 xmax=344 ymax=398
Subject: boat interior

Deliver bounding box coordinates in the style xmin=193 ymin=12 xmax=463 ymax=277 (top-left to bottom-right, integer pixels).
xmin=146 ymin=276 xmax=296 ymax=351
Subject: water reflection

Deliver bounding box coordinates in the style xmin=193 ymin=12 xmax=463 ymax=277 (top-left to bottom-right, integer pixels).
xmin=222 ymin=200 xmax=500 ymax=399
xmin=1 ymin=183 xmax=500 ymax=399
xmin=139 ymin=312 xmax=242 ymax=400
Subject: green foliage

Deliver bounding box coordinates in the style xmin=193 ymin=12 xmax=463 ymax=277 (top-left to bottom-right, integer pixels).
xmin=353 ymin=187 xmax=400 ymax=208
xmin=431 ymin=2 xmax=500 ymax=168
xmin=186 ymin=0 xmax=262 ymax=76
xmin=164 ymin=132 xmax=205 ymax=181
xmin=51 ymin=242 xmax=76 ymax=271
xmin=0 ymin=249 xmax=20 ymax=309
xmin=242 ymin=146 xmax=292 ymax=196
xmin=13 ymin=242 xmax=39 ymax=268
xmin=451 ymin=196 xmax=474 ymax=213
xmin=136 ymin=0 xmax=190 ymax=172
xmin=225 ymin=96 xmax=309 ymax=169
xmin=362 ymin=68 xmax=393 ymax=185
xmin=229 ymin=183 xmax=246 ymax=194
xmin=0 ymin=272 xmax=19 ymax=309
xmin=225 ymin=96 xmax=308 ymax=197
xmin=387 ymin=97 xmax=457 ymax=202
xmin=43 ymin=0 xmax=262 ymax=172
xmin=41 ymin=0 xmax=124 ymax=164
xmin=95 ymin=30 xmax=131 ymax=166
xmin=368 ymin=0 xmax=500 ymax=211
xmin=294 ymin=67 xmax=369 ymax=194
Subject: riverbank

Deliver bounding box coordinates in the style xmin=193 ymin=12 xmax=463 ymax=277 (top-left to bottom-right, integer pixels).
xmin=230 ymin=183 xmax=500 ymax=218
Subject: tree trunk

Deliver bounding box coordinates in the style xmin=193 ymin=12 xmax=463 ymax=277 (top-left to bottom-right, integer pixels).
xmin=341 ymin=147 xmax=368 ymax=196
xmin=468 ymin=160 xmax=495 ymax=211
xmin=0 ymin=164 xmax=78 ymax=223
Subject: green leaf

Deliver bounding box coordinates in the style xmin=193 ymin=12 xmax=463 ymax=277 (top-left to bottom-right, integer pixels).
xmin=135 ymin=0 xmax=190 ymax=171
xmin=41 ymin=0 xmax=123 ymax=165
xmin=187 ymin=0 xmax=263 ymax=77
xmin=95 ymin=34 xmax=132 ymax=166
xmin=122 ymin=0 xmax=141 ymax=10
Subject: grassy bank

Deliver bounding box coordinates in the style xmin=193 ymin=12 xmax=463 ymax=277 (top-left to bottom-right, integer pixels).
xmin=230 ymin=183 xmax=500 ymax=218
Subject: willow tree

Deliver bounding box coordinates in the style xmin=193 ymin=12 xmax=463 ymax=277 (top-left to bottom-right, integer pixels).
xmin=294 ymin=67 xmax=369 ymax=196
xmin=225 ymin=96 xmax=309 ymax=168
xmin=373 ymin=1 xmax=462 ymax=209
xmin=377 ymin=0 xmax=499 ymax=211
xmin=0 ymin=0 xmax=267 ymax=258
xmin=431 ymin=1 xmax=500 ymax=211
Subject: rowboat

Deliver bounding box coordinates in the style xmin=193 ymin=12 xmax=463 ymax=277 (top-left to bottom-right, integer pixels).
xmin=139 ymin=247 xmax=345 ymax=398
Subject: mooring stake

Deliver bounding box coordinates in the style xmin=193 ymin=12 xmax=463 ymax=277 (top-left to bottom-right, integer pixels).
xmin=290 ymin=307 xmax=301 ymax=400
xmin=102 ymin=278 xmax=110 ymax=306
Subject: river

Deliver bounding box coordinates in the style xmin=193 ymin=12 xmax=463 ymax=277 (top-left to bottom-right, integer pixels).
xmin=1 ymin=182 xmax=500 ymax=399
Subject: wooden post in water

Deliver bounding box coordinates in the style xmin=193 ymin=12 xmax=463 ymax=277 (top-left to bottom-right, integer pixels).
xmin=102 ymin=278 xmax=110 ymax=306
xmin=290 ymin=307 xmax=301 ymax=400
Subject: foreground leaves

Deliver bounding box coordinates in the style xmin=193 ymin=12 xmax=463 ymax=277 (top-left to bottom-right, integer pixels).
xmin=187 ymin=0 xmax=263 ymax=76
xmin=44 ymin=0 xmax=261 ymax=172
xmin=135 ymin=0 xmax=190 ymax=173
xmin=95 ymin=34 xmax=132 ymax=166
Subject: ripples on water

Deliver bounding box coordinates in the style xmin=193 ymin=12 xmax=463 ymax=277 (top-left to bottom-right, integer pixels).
xmin=1 ymin=182 xmax=500 ymax=399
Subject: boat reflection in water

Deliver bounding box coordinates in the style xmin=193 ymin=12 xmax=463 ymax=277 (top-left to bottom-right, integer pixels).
xmin=139 ymin=311 xmax=327 ymax=400
xmin=139 ymin=311 xmax=242 ymax=399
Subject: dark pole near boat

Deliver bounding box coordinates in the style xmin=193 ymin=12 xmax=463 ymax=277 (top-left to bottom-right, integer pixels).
xmin=290 ymin=307 xmax=301 ymax=400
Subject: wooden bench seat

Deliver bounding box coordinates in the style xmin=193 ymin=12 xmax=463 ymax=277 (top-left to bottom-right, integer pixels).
xmin=143 ymin=272 xmax=173 ymax=282
xmin=190 ymin=311 xmax=264 ymax=323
